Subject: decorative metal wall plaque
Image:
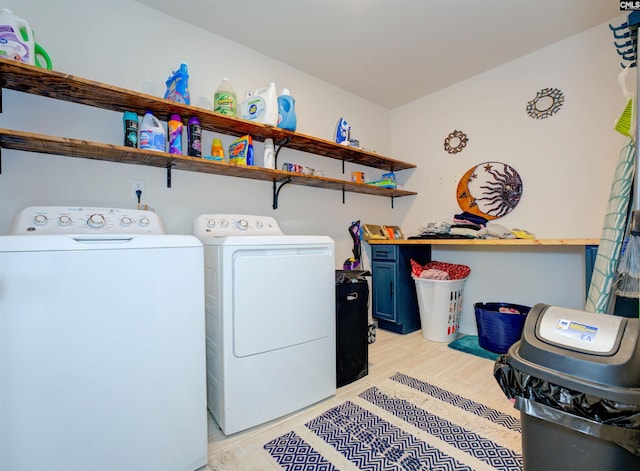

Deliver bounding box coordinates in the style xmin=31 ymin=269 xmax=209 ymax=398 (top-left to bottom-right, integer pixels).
xmin=456 ymin=162 xmax=523 ymax=220
xmin=444 ymin=130 xmax=469 ymax=154
xmin=526 ymin=87 xmax=564 ymax=119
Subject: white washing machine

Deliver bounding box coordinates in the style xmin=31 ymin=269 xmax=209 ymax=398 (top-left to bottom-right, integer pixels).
xmin=0 ymin=206 xmax=208 ymax=471
xmin=193 ymin=214 xmax=335 ymax=435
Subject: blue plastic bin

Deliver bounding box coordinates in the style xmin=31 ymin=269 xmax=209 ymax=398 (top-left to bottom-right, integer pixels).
xmin=474 ymin=302 xmax=530 ymax=354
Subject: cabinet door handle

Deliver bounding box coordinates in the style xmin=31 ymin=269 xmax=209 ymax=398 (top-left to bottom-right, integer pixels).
xmin=389 ymin=281 xmax=393 ymax=299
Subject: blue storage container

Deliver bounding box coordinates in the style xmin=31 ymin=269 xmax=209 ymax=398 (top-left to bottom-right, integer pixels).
xmin=474 ymin=302 xmax=530 ymax=354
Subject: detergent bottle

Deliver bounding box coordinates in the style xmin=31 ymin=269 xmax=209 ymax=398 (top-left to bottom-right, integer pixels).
xmin=139 ymin=112 xmax=166 ymax=152
xmin=277 ymin=88 xmax=297 ymax=131
xmin=164 ymin=63 xmax=190 ymax=105
xmin=123 ymin=111 xmax=138 ymax=148
xmin=0 ymin=9 xmax=51 ymax=69
xmin=263 ymin=138 xmax=275 ymax=169
xmin=214 ymin=77 xmax=237 ymax=116
xmin=167 ymin=114 xmax=183 ymax=155
xmin=207 ymin=138 xmax=225 ymax=161
xmin=240 ymin=82 xmax=278 ymax=126
xmin=187 ymin=117 xmax=201 ymax=157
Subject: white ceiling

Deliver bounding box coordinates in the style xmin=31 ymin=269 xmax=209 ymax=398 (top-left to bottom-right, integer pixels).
xmin=136 ymin=0 xmax=623 ymax=109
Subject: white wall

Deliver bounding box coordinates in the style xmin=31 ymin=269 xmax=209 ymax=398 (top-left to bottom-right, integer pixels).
xmin=392 ymin=15 xmax=632 ymax=332
xmin=0 ymin=2 xmax=629 ymax=334
xmin=0 ymin=0 xmax=392 ymax=266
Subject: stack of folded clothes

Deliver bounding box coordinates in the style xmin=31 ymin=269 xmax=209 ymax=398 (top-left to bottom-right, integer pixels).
xmin=412 ymin=212 xmax=535 ymax=240
xmin=450 ymin=212 xmax=487 ymax=238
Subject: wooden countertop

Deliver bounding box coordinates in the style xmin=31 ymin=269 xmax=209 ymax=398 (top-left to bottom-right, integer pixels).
xmin=366 ymin=238 xmax=599 ymax=246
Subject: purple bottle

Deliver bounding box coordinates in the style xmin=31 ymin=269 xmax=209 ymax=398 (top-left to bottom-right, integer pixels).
xmin=168 ymin=114 xmax=183 ymax=155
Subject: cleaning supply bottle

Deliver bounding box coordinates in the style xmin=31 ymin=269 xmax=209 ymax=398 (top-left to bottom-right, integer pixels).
xmin=207 ymin=138 xmax=225 ymax=161
xmin=0 ymin=8 xmax=34 ymax=65
xmin=139 ymin=111 xmax=166 ymax=152
xmin=187 ymin=117 xmax=202 ymax=157
xmin=277 ymin=88 xmax=297 ymax=131
xmin=164 ymin=63 xmax=190 ymax=105
xmin=263 ymin=138 xmax=275 ymax=169
xmin=214 ymin=77 xmax=237 ymax=116
xmin=168 ymin=114 xmax=183 ymax=155
xmin=0 ymin=9 xmax=51 ymax=69
xmin=123 ymin=111 xmax=138 ymax=148
xmin=240 ymin=82 xmax=278 ymax=126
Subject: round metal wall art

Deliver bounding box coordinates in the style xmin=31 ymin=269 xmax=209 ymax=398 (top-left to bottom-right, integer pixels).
xmin=456 ymin=161 xmax=523 ymax=220
xmin=444 ymin=130 xmax=469 ymax=154
xmin=526 ymin=87 xmax=564 ymax=119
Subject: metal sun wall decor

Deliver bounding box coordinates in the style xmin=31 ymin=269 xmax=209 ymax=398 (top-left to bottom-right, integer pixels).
xmin=526 ymin=87 xmax=564 ymax=119
xmin=456 ymin=161 xmax=523 ymax=220
xmin=444 ymin=130 xmax=469 ymax=154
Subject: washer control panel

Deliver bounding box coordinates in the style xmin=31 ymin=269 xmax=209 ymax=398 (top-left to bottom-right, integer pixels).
xmin=193 ymin=214 xmax=283 ymax=237
xmin=10 ymin=206 xmax=166 ymax=235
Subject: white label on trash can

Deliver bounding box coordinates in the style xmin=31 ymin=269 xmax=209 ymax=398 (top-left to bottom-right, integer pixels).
xmin=554 ymin=319 xmax=598 ymax=343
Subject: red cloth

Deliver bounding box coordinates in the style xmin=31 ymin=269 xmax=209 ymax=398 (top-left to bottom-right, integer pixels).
xmin=411 ymin=259 xmax=470 ymax=280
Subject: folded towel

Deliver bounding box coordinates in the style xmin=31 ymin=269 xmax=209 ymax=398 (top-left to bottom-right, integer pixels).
xmin=478 ymin=223 xmax=515 ymax=239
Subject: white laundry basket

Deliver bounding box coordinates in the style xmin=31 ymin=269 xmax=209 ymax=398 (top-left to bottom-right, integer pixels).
xmin=414 ymin=276 xmax=467 ymax=342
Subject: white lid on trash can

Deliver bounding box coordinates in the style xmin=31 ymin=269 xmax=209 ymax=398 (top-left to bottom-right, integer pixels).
xmin=537 ymin=306 xmax=624 ymax=354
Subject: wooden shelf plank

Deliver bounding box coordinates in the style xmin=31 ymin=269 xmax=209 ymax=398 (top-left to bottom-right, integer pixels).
xmin=367 ymin=238 xmax=599 ymax=246
xmin=0 ymin=129 xmax=417 ymax=199
xmin=0 ymin=59 xmax=415 ymax=172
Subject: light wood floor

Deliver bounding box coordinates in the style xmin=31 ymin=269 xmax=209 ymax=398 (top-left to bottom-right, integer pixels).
xmin=204 ymin=329 xmax=510 ymax=470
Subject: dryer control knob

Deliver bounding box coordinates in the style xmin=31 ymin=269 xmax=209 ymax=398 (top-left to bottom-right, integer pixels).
xmin=237 ymin=219 xmax=248 ymax=230
xmin=221 ymin=220 xmax=229 ymax=228
xmin=33 ymin=214 xmax=48 ymax=225
xmin=139 ymin=217 xmax=150 ymax=226
xmin=206 ymin=219 xmax=216 ymax=228
xmin=256 ymin=221 xmax=263 ymax=229
xmin=58 ymin=215 xmax=72 ymax=226
xmin=88 ymin=214 xmax=105 ymax=228
xmin=121 ymin=217 xmax=133 ymax=226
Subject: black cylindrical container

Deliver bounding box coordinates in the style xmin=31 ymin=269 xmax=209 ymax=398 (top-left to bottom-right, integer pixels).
xmin=187 ymin=117 xmax=202 ymax=157
xmin=123 ymin=111 xmax=138 ymax=148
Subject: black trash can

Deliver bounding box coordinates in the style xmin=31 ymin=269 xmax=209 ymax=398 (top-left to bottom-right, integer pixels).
xmin=494 ymin=303 xmax=640 ymax=470
xmin=335 ymin=270 xmax=370 ymax=388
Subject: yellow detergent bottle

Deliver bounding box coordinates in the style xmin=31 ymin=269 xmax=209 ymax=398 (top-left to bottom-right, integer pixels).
xmin=206 ymin=138 xmax=225 ymax=161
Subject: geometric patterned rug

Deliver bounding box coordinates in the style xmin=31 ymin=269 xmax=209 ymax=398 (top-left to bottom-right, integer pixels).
xmin=264 ymin=371 xmax=522 ymax=470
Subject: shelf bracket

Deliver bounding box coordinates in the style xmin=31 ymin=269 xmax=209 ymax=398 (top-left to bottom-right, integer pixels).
xmin=342 ymin=189 xmax=345 ymax=204
xmin=166 ymin=163 xmax=174 ymax=188
xmin=274 ymin=137 xmax=291 ymax=170
xmin=342 ymin=159 xmax=345 ymax=174
xmin=391 ymin=196 xmax=394 ymax=209
xmin=272 ymin=177 xmax=292 ymax=210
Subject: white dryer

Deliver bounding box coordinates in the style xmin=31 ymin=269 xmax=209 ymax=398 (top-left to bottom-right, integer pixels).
xmin=0 ymin=206 xmax=207 ymax=471
xmin=193 ymin=214 xmax=335 ymax=435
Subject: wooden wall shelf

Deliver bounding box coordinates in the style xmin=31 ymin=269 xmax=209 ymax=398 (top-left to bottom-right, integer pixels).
xmin=0 ymin=59 xmax=415 ymax=172
xmin=0 ymin=129 xmax=416 ymax=208
xmin=367 ymin=238 xmax=599 ymax=246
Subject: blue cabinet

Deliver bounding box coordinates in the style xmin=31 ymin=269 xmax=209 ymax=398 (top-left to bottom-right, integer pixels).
xmin=371 ymin=244 xmax=431 ymax=334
